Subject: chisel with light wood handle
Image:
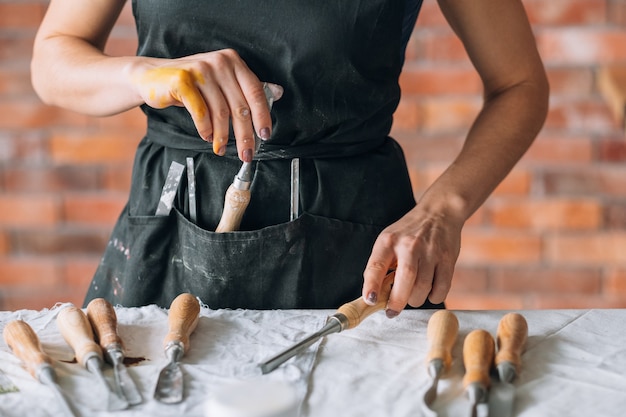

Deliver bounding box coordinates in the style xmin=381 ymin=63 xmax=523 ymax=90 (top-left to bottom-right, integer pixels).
xmin=259 ymin=270 xmax=395 ymax=374
xmin=57 ymin=305 xmax=129 ymax=410
xmin=422 ymin=310 xmax=459 ymax=407
xmin=463 ymin=329 xmax=495 ymax=417
xmin=3 ymin=320 xmax=78 ymax=417
xmin=86 ymin=298 xmax=143 ymax=405
xmin=490 ymin=313 xmax=529 ymax=417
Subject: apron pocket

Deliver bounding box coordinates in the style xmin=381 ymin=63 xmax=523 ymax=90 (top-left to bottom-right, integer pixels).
xmin=86 ymin=206 xmax=383 ymax=309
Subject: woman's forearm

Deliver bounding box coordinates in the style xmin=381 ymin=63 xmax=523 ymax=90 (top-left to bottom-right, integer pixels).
xmin=417 ymin=77 xmax=549 ymax=222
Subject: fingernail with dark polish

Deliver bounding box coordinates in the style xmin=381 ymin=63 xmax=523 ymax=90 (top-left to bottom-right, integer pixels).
xmin=260 ymin=127 xmax=271 ymax=140
xmin=385 ymin=309 xmax=400 ymax=319
xmin=366 ymin=292 xmax=378 ymax=305
xmin=243 ymin=148 xmax=253 ymax=162
xmin=217 ymin=145 xmax=226 ymax=156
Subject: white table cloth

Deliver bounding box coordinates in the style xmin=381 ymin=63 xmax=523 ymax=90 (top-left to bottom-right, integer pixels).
xmin=1 ymin=304 xmax=625 ymax=416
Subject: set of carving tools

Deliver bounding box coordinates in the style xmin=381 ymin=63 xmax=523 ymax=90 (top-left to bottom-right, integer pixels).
xmin=1 ymin=293 xmax=201 ymax=416
xmin=422 ymin=310 xmax=528 ymax=417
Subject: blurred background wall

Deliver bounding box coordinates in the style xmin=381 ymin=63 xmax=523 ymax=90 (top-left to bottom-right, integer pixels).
xmin=1 ymin=0 xmax=625 ymax=311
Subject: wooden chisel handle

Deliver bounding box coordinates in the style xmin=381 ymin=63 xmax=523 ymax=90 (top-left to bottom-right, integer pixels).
xmin=164 ymin=293 xmax=200 ymax=352
xmin=215 ymin=184 xmax=250 ymax=233
xmin=495 ymin=312 xmax=528 ymax=374
xmin=56 ymin=305 xmax=103 ymax=367
xmin=427 ymin=310 xmax=459 ymax=370
xmin=86 ymin=298 xmax=123 ymax=349
xmin=335 ymin=271 xmax=395 ymax=330
xmin=462 ymin=329 xmax=495 ymax=389
xmin=3 ymin=320 xmax=53 ymax=379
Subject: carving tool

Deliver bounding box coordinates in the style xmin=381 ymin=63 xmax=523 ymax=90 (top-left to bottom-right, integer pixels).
xmin=86 ymin=297 xmax=143 ymax=405
xmin=463 ymin=329 xmax=495 ymax=417
xmin=186 ymin=157 xmax=197 ymax=224
xmin=154 ymin=293 xmax=201 ymax=404
xmin=56 ymin=305 xmax=129 ymax=410
xmin=215 ymin=82 xmax=276 ymax=232
xmin=290 ymin=157 xmax=300 ymax=221
xmin=3 ymin=320 xmax=77 ymax=417
xmin=259 ymin=271 xmax=395 ymax=374
xmin=490 ymin=313 xmax=528 ymax=417
xmin=421 ymin=310 xmax=459 ymax=412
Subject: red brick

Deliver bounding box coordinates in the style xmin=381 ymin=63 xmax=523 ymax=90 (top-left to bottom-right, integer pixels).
xmin=414 ymin=0 xmax=448 ymax=28
xmin=490 ymin=267 xmax=602 ymax=294
xmin=421 ymin=98 xmax=482 ymax=134
xmin=408 ymin=31 xmax=468 ymax=63
xmin=488 ymin=198 xmax=603 ymax=230
xmin=0 ymin=65 xmax=36 ymax=96
xmin=605 ymin=267 xmax=626 ymax=294
xmin=13 ymin=229 xmax=109 ymax=256
xmin=543 ymin=166 xmax=626 ymax=196
xmin=0 ymin=36 xmax=34 ymax=64
xmin=0 ymin=100 xmax=91 ymax=129
xmin=524 ymin=0 xmax=607 ymax=26
xmin=544 ymin=98 xmax=620 ymax=133
xmin=522 ymin=133 xmax=593 ymax=164
xmin=546 ymin=232 xmax=626 ymax=264
xmin=62 ymin=193 xmax=127 ymax=226
xmin=445 ymin=293 xmax=526 ymax=310
xmin=0 ymin=195 xmax=61 ymax=227
xmin=49 ymin=130 xmax=142 ymax=164
xmin=545 ymin=68 xmax=594 ymax=96
xmin=458 ymin=231 xmax=542 ymax=265
xmin=0 ymin=257 xmax=62 ymax=287
xmin=608 ymin=0 xmax=626 ymax=26
xmin=394 ymin=132 xmax=463 ymax=163
xmin=63 ymin=258 xmax=100 ymax=289
xmin=531 ymin=294 xmax=626 ymax=309
xmin=393 ymin=99 xmax=423 ymax=131
xmin=605 ymin=201 xmax=626 ymax=229
xmin=0 ymin=232 xmax=7 ymax=254
xmin=0 ymin=3 xmax=46 ymax=28
xmin=537 ymin=28 xmax=626 ymax=65
xmin=0 ymin=288 xmax=85 ymax=311
xmin=101 ymin=164 xmax=133 ymax=192
xmin=449 ymin=267 xmax=489 ymax=292
xmin=598 ymin=137 xmax=626 ymax=161
xmin=399 ymin=64 xmax=481 ymax=95
xmin=0 ymin=133 xmax=48 ymax=164
xmin=2 ymin=166 xmax=100 ymax=193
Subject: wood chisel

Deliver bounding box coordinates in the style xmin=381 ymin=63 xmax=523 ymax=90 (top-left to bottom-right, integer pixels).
xmin=86 ymin=298 xmax=143 ymax=405
xmin=154 ymin=293 xmax=201 ymax=404
xmin=259 ymin=271 xmax=395 ymax=374
xmin=489 ymin=313 xmax=528 ymax=417
xmin=56 ymin=305 xmax=129 ymax=410
xmin=3 ymin=320 xmax=77 ymax=417
xmin=421 ymin=310 xmax=459 ymax=413
xmin=463 ymin=329 xmax=495 ymax=417
xmin=215 ymin=82 xmax=276 ymax=232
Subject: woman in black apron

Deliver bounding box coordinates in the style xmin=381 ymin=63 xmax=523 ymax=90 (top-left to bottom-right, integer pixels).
xmin=31 ymin=1 xmax=549 ymax=313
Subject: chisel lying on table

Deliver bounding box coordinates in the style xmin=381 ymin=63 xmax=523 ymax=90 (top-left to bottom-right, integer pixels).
xmin=490 ymin=313 xmax=528 ymax=417
xmin=259 ymin=271 xmax=395 ymax=374
xmin=154 ymin=293 xmax=201 ymax=404
xmin=57 ymin=305 xmax=129 ymax=411
xmin=463 ymin=329 xmax=495 ymax=417
xmin=86 ymin=298 xmax=143 ymax=405
xmin=3 ymin=320 xmax=77 ymax=417
xmin=421 ymin=310 xmax=459 ymax=414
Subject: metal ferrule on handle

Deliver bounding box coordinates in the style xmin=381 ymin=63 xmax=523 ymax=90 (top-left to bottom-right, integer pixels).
xmin=164 ymin=341 xmax=185 ymax=364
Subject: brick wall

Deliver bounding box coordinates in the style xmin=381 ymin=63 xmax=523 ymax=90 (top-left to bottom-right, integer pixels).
xmin=1 ymin=0 xmax=625 ymax=311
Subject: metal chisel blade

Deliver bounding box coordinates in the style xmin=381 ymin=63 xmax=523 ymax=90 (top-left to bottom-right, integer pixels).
xmin=113 ymin=361 xmax=142 ymax=405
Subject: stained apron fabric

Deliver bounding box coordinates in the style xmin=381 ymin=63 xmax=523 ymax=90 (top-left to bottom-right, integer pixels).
xmin=84 ymin=0 xmax=443 ymax=310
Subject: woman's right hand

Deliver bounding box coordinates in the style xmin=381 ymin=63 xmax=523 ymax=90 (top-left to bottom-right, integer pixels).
xmin=129 ymin=49 xmax=283 ymax=162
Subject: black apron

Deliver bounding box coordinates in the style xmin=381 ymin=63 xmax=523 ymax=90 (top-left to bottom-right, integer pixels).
xmin=84 ymin=0 xmax=442 ymax=309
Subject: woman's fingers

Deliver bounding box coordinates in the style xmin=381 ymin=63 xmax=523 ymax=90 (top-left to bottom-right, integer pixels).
xmin=132 ymin=49 xmax=283 ymax=161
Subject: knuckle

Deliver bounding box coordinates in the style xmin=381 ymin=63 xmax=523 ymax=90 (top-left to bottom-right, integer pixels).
xmin=232 ymin=105 xmax=251 ymax=121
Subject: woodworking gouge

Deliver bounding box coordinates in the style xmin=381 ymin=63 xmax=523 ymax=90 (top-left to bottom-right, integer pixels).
xmin=86 ymin=297 xmax=143 ymax=405
xmin=422 ymin=310 xmax=459 ymax=412
xmin=215 ymin=82 xmax=276 ymax=232
xmin=154 ymin=293 xmax=201 ymax=404
xmin=490 ymin=313 xmax=528 ymax=417
xmin=463 ymin=329 xmax=495 ymax=417
xmin=56 ymin=305 xmax=129 ymax=410
xmin=259 ymin=271 xmax=395 ymax=374
xmin=3 ymin=320 xmax=77 ymax=417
